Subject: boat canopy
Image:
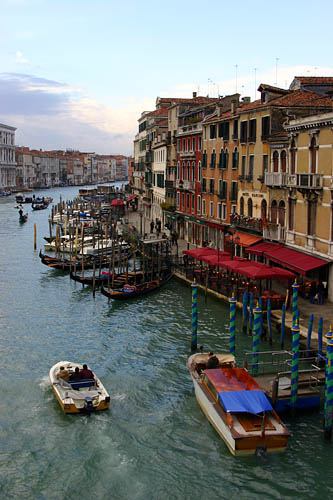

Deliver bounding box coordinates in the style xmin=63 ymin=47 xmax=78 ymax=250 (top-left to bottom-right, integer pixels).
xmin=219 ymin=390 xmax=273 ymax=414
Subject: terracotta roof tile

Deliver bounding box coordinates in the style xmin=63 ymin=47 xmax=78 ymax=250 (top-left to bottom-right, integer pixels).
xmin=294 ymin=76 xmax=333 ymax=85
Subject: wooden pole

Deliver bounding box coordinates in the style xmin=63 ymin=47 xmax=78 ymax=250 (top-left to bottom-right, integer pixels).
xmin=34 ymin=223 xmax=37 ymax=250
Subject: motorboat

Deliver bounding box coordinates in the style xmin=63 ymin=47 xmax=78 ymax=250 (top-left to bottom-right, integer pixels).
xmin=187 ymin=352 xmax=290 ymax=456
xmin=49 ymin=361 xmax=110 ymax=414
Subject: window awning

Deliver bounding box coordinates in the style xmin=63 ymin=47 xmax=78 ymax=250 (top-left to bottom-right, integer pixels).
xmin=246 ymin=242 xmax=284 ymax=257
xmin=233 ymin=232 xmax=262 ymax=248
xmin=264 ymin=246 xmax=328 ymax=275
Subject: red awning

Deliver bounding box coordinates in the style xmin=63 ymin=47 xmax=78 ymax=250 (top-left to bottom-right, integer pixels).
xmin=200 ymin=251 xmax=231 ymax=265
xmin=126 ymin=194 xmax=137 ymax=201
xmin=218 ymin=259 xmax=294 ymax=280
xmin=110 ymin=199 xmax=124 ymax=207
xmin=246 ymin=242 xmax=284 ymax=257
xmin=231 ymin=232 xmax=262 ymax=248
xmin=264 ymin=246 xmax=327 ymax=275
xmin=182 ymin=247 xmax=218 ymax=261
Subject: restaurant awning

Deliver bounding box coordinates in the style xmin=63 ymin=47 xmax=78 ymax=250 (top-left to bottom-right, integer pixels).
xmin=233 ymin=232 xmax=262 ymax=247
xmin=217 ymin=259 xmax=295 ymax=280
xmin=182 ymin=247 xmax=219 ymax=261
xmin=126 ymin=194 xmax=137 ymax=201
xmin=264 ymin=246 xmax=327 ymax=275
xmin=246 ymin=242 xmax=283 ymax=257
xmin=110 ymin=199 xmax=124 ymax=207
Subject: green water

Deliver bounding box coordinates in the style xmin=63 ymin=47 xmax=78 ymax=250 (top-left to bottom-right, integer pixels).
xmin=0 ymin=187 xmax=332 ymax=500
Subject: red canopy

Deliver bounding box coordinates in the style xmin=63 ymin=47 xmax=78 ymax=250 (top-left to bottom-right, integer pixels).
xmin=111 ymin=199 xmax=124 ymax=207
xmin=182 ymin=248 xmax=219 ymax=261
xmin=126 ymin=194 xmax=137 ymax=201
xmin=264 ymin=246 xmax=327 ymax=275
xmin=217 ymin=259 xmax=295 ymax=280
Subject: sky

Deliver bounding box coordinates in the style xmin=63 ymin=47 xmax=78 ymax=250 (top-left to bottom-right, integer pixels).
xmin=1 ymin=0 xmax=333 ymax=156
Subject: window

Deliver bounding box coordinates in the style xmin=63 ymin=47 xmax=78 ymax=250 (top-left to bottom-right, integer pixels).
xmin=210 ymin=124 xmax=216 ymax=139
xmin=198 ymin=137 xmax=202 ymax=151
xmin=218 ymin=122 xmax=229 ymax=140
xmin=217 ymin=203 xmax=222 ymax=219
xmin=209 ymin=179 xmax=215 ymax=194
xmin=182 ymin=162 xmax=185 ymax=179
xmin=261 ymin=199 xmax=267 ymax=219
xmin=219 ymin=149 xmax=228 ymax=169
xmin=210 ymin=150 xmax=216 ymax=169
xmin=202 ymin=199 xmax=206 ymax=215
xmin=192 ymin=137 xmax=196 ymax=151
xmin=219 ymin=180 xmax=227 ymax=199
xmin=230 ymin=182 xmax=238 ymax=202
xmin=248 ymin=156 xmax=254 ymax=180
xmin=184 ymin=138 xmax=187 ymax=151
xmin=241 ymin=156 xmax=246 ymax=178
xmin=310 ymin=136 xmax=317 ymax=174
xmin=261 ymin=116 xmax=270 ymax=140
xmin=240 ymin=196 xmax=244 ymax=215
xmin=232 ymin=147 xmax=239 ymax=169
xmin=231 ymin=205 xmax=237 ymax=214
xmin=288 ymin=198 xmax=295 ymax=231
xmin=281 ymin=150 xmax=287 ymax=173
xmin=202 ymin=178 xmax=207 ymax=193
xmin=248 ymin=119 xmax=256 ymax=142
xmin=198 ymin=195 xmax=201 ymax=214
xmin=192 ymin=194 xmax=195 ymax=211
xmin=263 ymin=155 xmax=268 ymax=176
xmin=177 ymin=162 xmax=180 ymax=180
xmin=198 ymin=161 xmax=202 ymax=182
xmin=192 ymin=162 xmax=195 ymax=181
xmin=240 ymin=121 xmax=248 ymax=143
xmin=177 ymin=139 xmax=181 ymax=152
xmin=233 ymin=120 xmax=238 ymax=139
xmin=177 ymin=192 xmax=180 ymax=208
xmin=222 ymin=204 xmax=227 ymax=220
xmin=209 ymin=201 xmax=214 ymax=217
xmin=307 ymin=200 xmax=316 ymax=235
xmin=248 ymin=198 xmax=253 ymax=217
xmin=290 ymin=139 xmax=296 ymax=174
xmin=273 ymin=151 xmax=279 ymax=172
xmin=202 ymin=150 xmax=207 ymax=168
xmin=187 ymin=193 xmax=190 ymax=212
xmin=278 ymin=200 xmax=285 ymax=226
xmin=188 ymin=138 xmax=191 ymax=151
xmin=271 ymin=200 xmax=277 ymax=223
xmin=182 ymin=193 xmax=185 ymax=210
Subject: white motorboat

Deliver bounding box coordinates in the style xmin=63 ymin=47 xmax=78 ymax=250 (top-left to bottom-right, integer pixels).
xmin=49 ymin=361 xmax=110 ymax=414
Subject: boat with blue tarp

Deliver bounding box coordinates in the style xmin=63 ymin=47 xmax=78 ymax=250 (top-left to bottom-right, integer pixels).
xmin=187 ymin=352 xmax=290 ymax=456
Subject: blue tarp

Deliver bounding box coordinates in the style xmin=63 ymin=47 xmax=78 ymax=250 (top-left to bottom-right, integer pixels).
xmin=219 ymin=390 xmax=273 ymax=414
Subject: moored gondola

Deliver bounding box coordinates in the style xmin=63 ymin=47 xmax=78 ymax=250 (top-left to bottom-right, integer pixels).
xmin=39 ymin=250 xmax=110 ymax=271
xmin=101 ymin=273 xmax=173 ymax=300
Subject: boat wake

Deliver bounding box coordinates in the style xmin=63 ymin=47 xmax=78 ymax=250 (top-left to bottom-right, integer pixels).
xmin=39 ymin=375 xmax=51 ymax=391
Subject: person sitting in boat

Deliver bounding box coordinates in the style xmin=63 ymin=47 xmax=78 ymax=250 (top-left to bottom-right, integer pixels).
xmin=18 ymin=208 xmax=23 ymax=217
xmin=56 ymin=366 xmax=70 ymax=382
xmin=206 ymin=353 xmax=219 ymax=369
xmin=69 ymin=367 xmax=81 ymax=381
xmin=80 ymin=364 xmax=94 ymax=380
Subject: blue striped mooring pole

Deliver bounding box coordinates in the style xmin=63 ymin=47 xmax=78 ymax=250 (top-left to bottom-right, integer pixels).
xmin=280 ymin=303 xmax=286 ymax=349
xmin=290 ymin=320 xmax=300 ymax=417
xmin=292 ymin=280 xmax=299 ymax=327
xmin=251 ymin=303 xmax=262 ymax=376
xmin=191 ymin=282 xmax=198 ymax=351
xmin=324 ymin=327 xmax=333 ymax=425
xmin=229 ymin=294 xmax=236 ymax=356
xmin=267 ymin=298 xmax=272 ymax=345
xmin=324 ymin=327 xmax=333 ymax=440
xmin=242 ymin=291 xmax=248 ymax=334
xmin=249 ymin=292 xmax=254 ymax=334
xmin=306 ymin=313 xmax=314 ymax=356
xmin=318 ymin=317 xmax=323 ymax=357
xmin=259 ymin=296 xmax=264 ymax=338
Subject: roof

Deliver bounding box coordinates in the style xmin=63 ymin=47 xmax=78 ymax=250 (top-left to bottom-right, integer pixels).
xmin=294 ymin=76 xmax=333 ymax=85
xmin=258 ymin=84 xmax=288 ymax=94
xmin=205 ymin=367 xmax=263 ymax=393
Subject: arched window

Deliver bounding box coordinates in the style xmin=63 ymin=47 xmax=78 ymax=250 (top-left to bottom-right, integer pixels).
xmin=198 ymin=161 xmax=201 ymax=182
xmin=261 ymin=199 xmax=267 ymax=219
xmin=273 ymin=151 xmax=279 ymax=172
xmin=240 ymin=196 xmax=244 ymax=216
xmin=271 ymin=200 xmax=278 ymax=223
xmin=280 ymin=150 xmax=287 ymax=173
xmin=248 ymin=198 xmax=253 ymax=217
xmin=310 ymin=136 xmax=317 ymax=174
xmin=192 ymin=161 xmax=195 ymax=181
xmin=182 ymin=162 xmax=185 ymax=180
xmin=290 ymin=139 xmax=296 ymax=174
xmin=278 ymin=200 xmax=285 ymax=226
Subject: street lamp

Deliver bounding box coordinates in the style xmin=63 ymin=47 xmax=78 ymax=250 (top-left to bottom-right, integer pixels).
xmin=225 ymin=225 xmax=240 ymax=260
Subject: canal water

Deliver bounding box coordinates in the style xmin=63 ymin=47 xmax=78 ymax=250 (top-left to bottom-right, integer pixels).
xmin=0 ymin=186 xmax=331 ymax=500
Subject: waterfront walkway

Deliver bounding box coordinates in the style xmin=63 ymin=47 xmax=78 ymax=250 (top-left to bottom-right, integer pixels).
xmin=126 ymin=210 xmax=332 ymax=349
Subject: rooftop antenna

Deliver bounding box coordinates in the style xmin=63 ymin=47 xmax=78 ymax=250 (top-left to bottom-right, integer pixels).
xmin=235 ymin=64 xmax=238 ymax=93
xmin=254 ymin=67 xmax=258 ymax=101
xmin=275 ymin=57 xmax=279 ymax=85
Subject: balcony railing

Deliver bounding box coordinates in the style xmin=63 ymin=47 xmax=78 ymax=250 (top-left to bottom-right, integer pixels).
xmin=176 ymin=179 xmax=195 ymax=191
xmin=265 ymin=172 xmax=288 ymax=187
xmin=263 ymin=223 xmax=286 ymax=242
xmin=180 ymin=151 xmax=195 ymax=158
xmin=287 ymin=173 xmax=323 ymax=189
xmin=230 ymin=213 xmax=263 ymax=234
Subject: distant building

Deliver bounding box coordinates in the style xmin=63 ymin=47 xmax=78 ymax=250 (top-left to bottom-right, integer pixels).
xmin=0 ymin=123 xmax=16 ymax=189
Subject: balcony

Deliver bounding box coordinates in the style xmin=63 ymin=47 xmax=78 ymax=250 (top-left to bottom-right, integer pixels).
xmin=217 ymin=191 xmax=227 ymax=200
xmin=230 ymin=213 xmax=263 ymax=234
xmin=265 ymin=172 xmax=288 ymax=187
xmin=263 ymin=223 xmax=286 ymax=242
xmin=180 ymin=150 xmax=195 ymax=158
xmin=287 ymin=173 xmax=323 ymax=189
xmin=165 ymin=179 xmax=175 ymax=189
xmin=176 ymin=179 xmax=195 ymax=191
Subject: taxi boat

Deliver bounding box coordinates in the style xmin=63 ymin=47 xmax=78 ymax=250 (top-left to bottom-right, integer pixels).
xmin=49 ymin=361 xmax=110 ymax=414
xmin=187 ymin=352 xmax=290 ymax=456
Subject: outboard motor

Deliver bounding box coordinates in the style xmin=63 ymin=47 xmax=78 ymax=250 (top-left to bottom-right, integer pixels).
xmin=84 ymin=397 xmax=94 ymax=412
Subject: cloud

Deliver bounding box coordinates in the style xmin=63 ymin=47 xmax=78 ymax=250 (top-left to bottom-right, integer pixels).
xmin=15 ymin=50 xmax=29 ymax=64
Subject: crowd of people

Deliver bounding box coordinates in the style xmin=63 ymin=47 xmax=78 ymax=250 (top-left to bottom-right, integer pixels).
xmin=309 ymin=280 xmax=326 ymax=305
xmin=150 ymin=218 xmax=178 ymax=246
xmin=56 ymin=364 xmax=94 ymax=383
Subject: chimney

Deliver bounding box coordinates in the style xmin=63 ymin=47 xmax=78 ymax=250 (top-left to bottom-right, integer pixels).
xmin=192 ymin=91 xmax=197 ymax=98
xmin=231 ymin=99 xmax=236 ymax=114
xmin=242 ymin=97 xmax=251 ymax=104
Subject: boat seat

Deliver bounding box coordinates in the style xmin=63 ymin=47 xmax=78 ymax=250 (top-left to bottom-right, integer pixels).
xmin=70 ymin=379 xmax=95 ymax=390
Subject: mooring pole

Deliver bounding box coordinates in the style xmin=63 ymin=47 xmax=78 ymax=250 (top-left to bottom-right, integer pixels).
xmin=251 ymin=303 xmax=261 ymax=376
xmin=267 ymin=298 xmax=272 ymax=345
xmin=34 ymin=223 xmax=37 ymax=250
xmin=292 ymin=280 xmax=299 ymax=327
xmin=191 ymin=281 xmax=198 ymax=351
xmin=249 ymin=292 xmax=254 ymax=335
xmin=318 ymin=317 xmax=323 ymax=357
xmin=306 ymin=313 xmax=314 ymax=357
xmin=324 ymin=328 xmax=333 ymax=440
xmin=280 ymin=303 xmax=286 ymax=349
xmin=242 ymin=290 xmax=248 ymax=334
xmin=229 ymin=294 xmax=236 ymax=356
xmin=290 ymin=321 xmax=300 ymax=417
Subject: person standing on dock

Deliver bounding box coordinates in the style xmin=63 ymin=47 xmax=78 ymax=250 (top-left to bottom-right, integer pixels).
xmin=150 ymin=220 xmax=155 ymax=233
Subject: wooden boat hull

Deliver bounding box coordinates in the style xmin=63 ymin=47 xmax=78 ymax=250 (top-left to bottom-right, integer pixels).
xmin=101 ymin=274 xmax=173 ymax=300
xmin=187 ymin=354 xmax=290 ymax=456
xmin=49 ymin=361 xmax=110 ymax=414
xmin=39 ymin=250 xmax=110 ymax=271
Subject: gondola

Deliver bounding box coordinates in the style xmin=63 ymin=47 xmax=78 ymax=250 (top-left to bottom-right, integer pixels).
xmin=32 ymin=203 xmax=49 ymax=210
xmin=39 ymin=250 xmax=110 ymax=271
xmin=70 ymin=270 xmax=144 ymax=288
xmin=101 ymin=273 xmax=173 ymax=300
